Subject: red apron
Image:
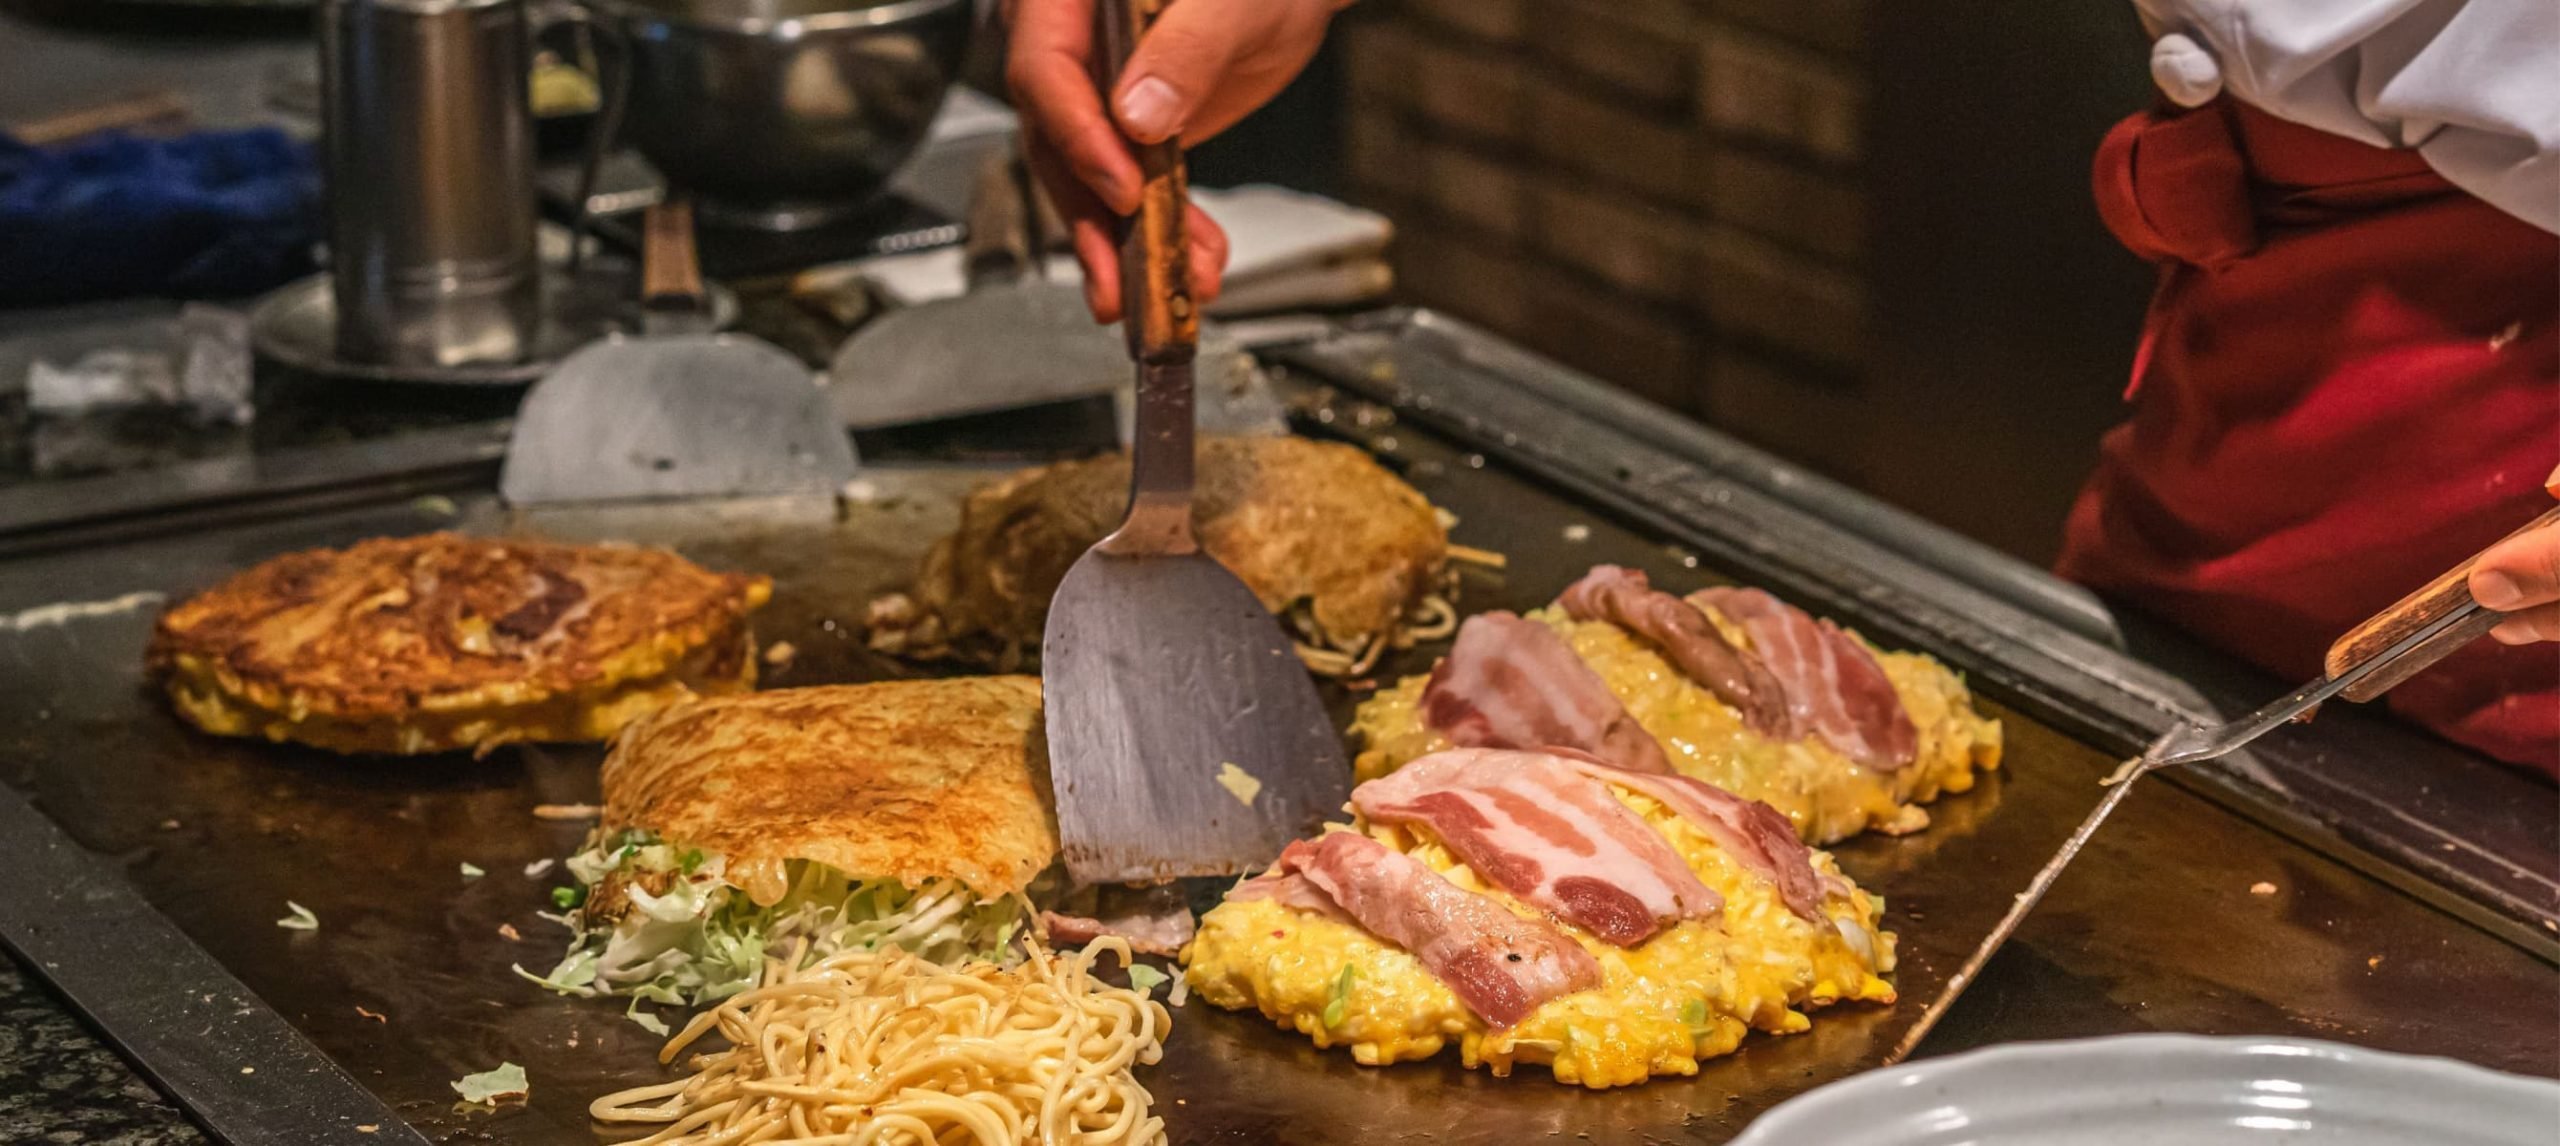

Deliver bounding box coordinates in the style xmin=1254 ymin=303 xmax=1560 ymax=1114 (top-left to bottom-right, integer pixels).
xmin=2059 ymin=98 xmax=2560 ymax=775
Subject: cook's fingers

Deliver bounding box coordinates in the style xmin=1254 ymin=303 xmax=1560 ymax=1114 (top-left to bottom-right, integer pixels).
xmin=1068 ymin=206 xmax=1224 ymax=322
xmin=1029 ymin=137 xmax=1222 ymax=322
xmin=1178 ymin=0 xmax=1342 ymax=144
xmin=2489 ymin=603 xmax=2560 ymax=645
xmin=1187 ymin=203 xmax=1228 ymax=305
xmin=1110 ymin=0 xmax=1256 ymax=143
xmin=1023 ymin=132 xmax=1126 ymax=322
xmin=1071 ymin=215 xmax=1123 ymax=323
xmin=2469 ymin=523 xmax=2560 ymax=613
xmin=1007 ymin=0 xmax=1142 ymax=214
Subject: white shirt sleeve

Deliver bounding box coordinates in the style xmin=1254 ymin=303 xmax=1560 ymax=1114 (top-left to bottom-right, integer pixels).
xmin=2136 ymin=0 xmax=2560 ymax=234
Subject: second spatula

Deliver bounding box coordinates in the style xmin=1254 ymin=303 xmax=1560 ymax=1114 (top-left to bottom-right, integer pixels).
xmin=1040 ymin=0 xmax=1348 ymax=886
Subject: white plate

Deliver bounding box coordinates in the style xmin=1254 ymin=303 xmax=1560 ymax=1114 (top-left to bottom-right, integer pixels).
xmin=1731 ymin=1035 xmax=2560 ymax=1146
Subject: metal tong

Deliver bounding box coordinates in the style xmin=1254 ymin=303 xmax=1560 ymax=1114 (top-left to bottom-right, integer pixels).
xmin=2142 ymin=503 xmax=2560 ymax=771
xmin=1901 ymin=504 xmax=2559 ymax=1060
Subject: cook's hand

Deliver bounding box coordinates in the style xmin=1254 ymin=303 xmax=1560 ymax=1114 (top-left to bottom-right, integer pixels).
xmin=2468 ymin=466 xmax=2560 ymax=645
xmin=1006 ymin=0 xmax=1343 ymax=322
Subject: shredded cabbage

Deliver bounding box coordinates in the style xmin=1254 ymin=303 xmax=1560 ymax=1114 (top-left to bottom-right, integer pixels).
xmin=519 ymin=829 xmax=1028 ymax=1006
xmin=452 ymin=1062 xmax=528 ymax=1104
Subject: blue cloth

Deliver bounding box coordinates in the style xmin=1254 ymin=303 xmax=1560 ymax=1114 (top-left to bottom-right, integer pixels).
xmin=0 ymin=127 xmax=320 ymax=307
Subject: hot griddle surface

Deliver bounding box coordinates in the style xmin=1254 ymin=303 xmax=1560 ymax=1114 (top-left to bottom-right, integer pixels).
xmin=1 ymin=426 xmax=2127 ymax=1143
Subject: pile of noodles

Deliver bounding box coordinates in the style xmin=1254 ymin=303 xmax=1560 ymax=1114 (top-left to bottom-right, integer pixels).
xmin=593 ymin=938 xmax=1172 ymax=1145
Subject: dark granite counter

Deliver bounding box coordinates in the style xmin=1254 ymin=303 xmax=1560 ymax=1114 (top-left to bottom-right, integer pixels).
xmin=2 ymin=958 xmax=206 ymax=1146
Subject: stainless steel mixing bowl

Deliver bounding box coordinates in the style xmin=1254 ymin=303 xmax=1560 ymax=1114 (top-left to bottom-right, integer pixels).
xmin=592 ymin=0 xmax=973 ymax=229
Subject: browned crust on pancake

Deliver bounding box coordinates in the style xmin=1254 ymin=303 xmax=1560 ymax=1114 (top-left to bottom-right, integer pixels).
xmin=600 ymin=678 xmax=1056 ymax=898
xmin=870 ymin=436 xmax=1447 ymax=664
xmin=147 ymin=533 xmax=770 ymax=753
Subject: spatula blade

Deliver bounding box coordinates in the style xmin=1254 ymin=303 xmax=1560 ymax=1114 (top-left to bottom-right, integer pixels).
xmin=828 ymin=284 xmax=1131 ymax=430
xmin=1042 ymin=550 xmax=1349 ymax=886
xmin=502 ymin=335 xmax=858 ymax=505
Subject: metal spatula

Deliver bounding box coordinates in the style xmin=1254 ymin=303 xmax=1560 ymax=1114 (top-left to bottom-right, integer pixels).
xmin=827 ymin=147 xmax=1133 ymax=430
xmin=825 ymin=148 xmax=1283 ymax=439
xmin=1945 ymin=503 xmax=2560 ymax=1020
xmin=1040 ymin=0 xmax=1348 ymax=886
xmin=501 ymin=201 xmax=857 ymax=504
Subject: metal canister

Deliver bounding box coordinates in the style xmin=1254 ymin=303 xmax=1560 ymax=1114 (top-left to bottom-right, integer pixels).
xmin=319 ymin=0 xmax=539 ymax=367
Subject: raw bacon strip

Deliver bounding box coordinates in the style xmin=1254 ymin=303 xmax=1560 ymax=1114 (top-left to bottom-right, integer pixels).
xmin=1352 ymin=749 xmax=1721 ymax=945
xmin=1422 ymin=612 xmax=1672 ymax=773
xmin=1226 ymin=869 xmax=1352 ymax=924
xmin=1558 ymin=566 xmax=1796 ymax=738
xmin=1240 ymin=832 xmax=1601 ymax=1027
xmin=1689 ymin=587 xmax=1919 ymax=771
xmin=1554 ymin=757 xmax=1829 ymax=923
xmin=1038 ymin=884 xmax=1197 ymax=957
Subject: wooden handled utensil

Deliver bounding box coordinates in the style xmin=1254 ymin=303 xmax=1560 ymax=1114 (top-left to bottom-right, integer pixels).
xmin=1039 ymin=0 xmax=1349 ymax=886
xmin=2142 ymin=503 xmax=2560 ymax=769
xmin=500 ymin=199 xmax=858 ymax=505
xmin=825 ymin=146 xmax=1138 ymax=432
xmin=1901 ymin=504 xmax=2560 ymax=1059
xmin=639 ymin=198 xmax=708 ymax=324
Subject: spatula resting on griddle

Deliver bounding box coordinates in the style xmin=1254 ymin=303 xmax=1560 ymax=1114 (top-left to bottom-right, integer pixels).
xmin=827 ymin=147 xmax=1133 ymax=431
xmin=825 ymin=147 xmax=1283 ymax=440
xmin=1041 ymin=0 xmax=1348 ymax=887
xmin=1939 ymin=503 xmax=2560 ymax=1028
xmin=501 ymin=200 xmax=857 ymax=504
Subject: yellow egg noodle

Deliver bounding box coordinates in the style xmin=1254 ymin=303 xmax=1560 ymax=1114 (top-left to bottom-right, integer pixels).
xmin=592 ymin=938 xmax=1173 ymax=1145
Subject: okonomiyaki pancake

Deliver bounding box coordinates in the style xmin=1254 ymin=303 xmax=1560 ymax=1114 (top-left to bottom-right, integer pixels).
xmin=522 ymin=678 xmax=1055 ymax=1004
xmin=148 ymin=533 xmax=771 ymax=755
xmin=1352 ymin=567 xmax=2001 ymax=844
xmin=1186 ymin=748 xmax=1895 ymax=1089
xmin=866 ymin=435 xmax=1450 ymax=673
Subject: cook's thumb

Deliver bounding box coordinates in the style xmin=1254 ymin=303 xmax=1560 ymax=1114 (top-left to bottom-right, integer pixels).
xmin=1110 ymin=0 xmax=1246 ymax=144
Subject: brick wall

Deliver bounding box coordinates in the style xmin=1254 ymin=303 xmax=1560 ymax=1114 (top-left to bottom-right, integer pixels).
xmin=1340 ymin=0 xmax=1876 ymax=476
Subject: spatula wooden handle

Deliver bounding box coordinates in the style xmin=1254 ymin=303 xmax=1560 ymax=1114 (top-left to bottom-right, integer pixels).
xmin=964 ymin=149 xmax=1034 ymax=288
xmin=1097 ymin=0 xmax=1198 ymax=365
xmin=641 ymin=199 xmax=704 ymax=312
xmin=2324 ymin=504 xmax=2560 ymax=702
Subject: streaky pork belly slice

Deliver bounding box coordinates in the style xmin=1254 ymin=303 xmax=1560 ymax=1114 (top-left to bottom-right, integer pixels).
xmin=1352 ymin=748 xmax=1722 ymax=945
xmin=1558 ymin=566 xmax=1797 ymax=738
xmin=1545 ymin=752 xmax=1831 ymax=923
xmin=1689 ymin=587 xmax=1918 ymax=771
xmin=1421 ymin=611 xmax=1672 ymax=773
xmin=1227 ymin=868 xmax=1353 ymax=923
xmin=1243 ymin=831 xmax=1602 ymax=1028
xmin=1038 ymin=883 xmax=1198 ymax=957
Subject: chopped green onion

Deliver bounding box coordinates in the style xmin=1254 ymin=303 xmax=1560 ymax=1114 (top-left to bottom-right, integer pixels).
xmin=1322 ymin=963 xmax=1356 ymax=1028
xmin=551 ymin=885 xmax=584 ymax=909
xmin=1679 ymin=998 xmax=1713 ymax=1045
